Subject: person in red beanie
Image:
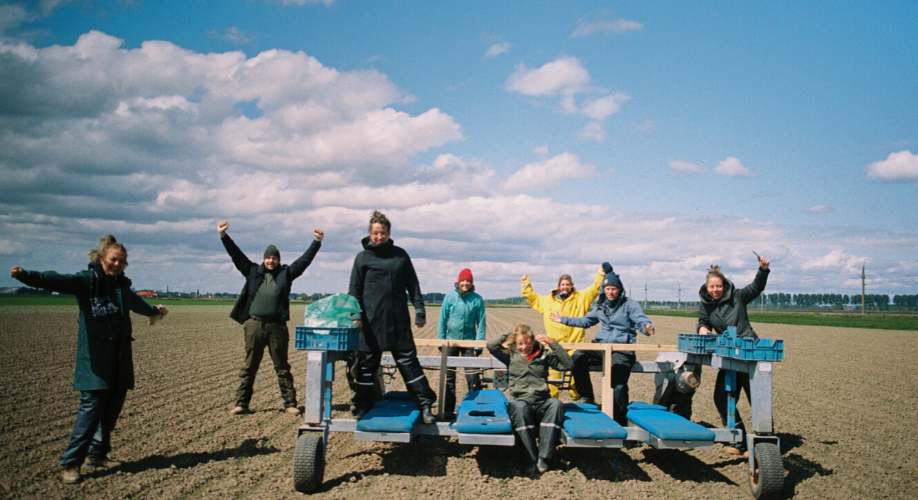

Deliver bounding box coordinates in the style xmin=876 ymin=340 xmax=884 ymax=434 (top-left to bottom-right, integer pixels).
xmin=436 ymin=268 xmax=487 ymax=420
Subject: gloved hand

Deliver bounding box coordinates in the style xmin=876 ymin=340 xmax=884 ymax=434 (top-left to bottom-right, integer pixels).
xmin=601 ymin=262 xmax=613 ymax=274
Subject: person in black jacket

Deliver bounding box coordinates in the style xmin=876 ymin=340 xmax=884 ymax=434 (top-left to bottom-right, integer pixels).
xmin=348 ymin=210 xmax=437 ymax=424
xmin=219 ymin=221 xmax=323 ymax=416
xmin=698 ymin=255 xmax=770 ymax=455
xmin=10 ymin=235 xmax=165 ymax=485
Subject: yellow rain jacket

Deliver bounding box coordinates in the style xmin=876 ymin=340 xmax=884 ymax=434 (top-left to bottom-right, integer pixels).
xmin=521 ymin=269 xmax=604 ymax=398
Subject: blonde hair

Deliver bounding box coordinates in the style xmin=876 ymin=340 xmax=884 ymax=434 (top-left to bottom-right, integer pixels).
xmin=502 ymin=323 xmax=535 ymax=352
xmin=368 ymin=210 xmax=391 ymax=234
xmin=705 ymin=265 xmax=725 ymax=285
xmin=557 ymin=274 xmax=574 ymax=290
xmin=88 ymin=235 xmax=128 ymax=266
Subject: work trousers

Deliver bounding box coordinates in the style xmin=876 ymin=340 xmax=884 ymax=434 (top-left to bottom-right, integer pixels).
xmin=443 ymin=347 xmax=482 ymax=413
xmin=352 ymin=348 xmax=436 ymax=411
xmin=235 ymin=319 xmax=296 ymax=409
xmin=507 ymin=398 xmax=564 ymax=465
xmin=714 ymin=369 xmax=751 ymax=431
xmin=60 ymin=388 xmax=128 ymax=467
xmin=570 ymin=349 xmax=636 ymax=426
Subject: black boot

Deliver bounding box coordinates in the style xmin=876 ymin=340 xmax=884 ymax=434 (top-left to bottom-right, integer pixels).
xmin=421 ymin=406 xmax=435 ymax=424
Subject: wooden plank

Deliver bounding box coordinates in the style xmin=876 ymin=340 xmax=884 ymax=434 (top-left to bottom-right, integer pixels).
xmin=413 ymin=338 xmax=677 ymax=351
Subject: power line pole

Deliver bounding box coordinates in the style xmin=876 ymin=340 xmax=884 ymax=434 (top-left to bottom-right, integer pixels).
xmin=644 ymin=281 xmax=648 ymax=309
xmin=861 ymin=261 xmax=866 ymax=315
xmin=677 ymin=282 xmax=681 ymax=310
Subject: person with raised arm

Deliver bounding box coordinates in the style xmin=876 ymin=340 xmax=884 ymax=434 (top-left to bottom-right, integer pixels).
xmin=10 ymin=235 xmax=166 ymax=485
xmin=520 ymin=264 xmax=607 ymax=400
xmin=697 ymin=255 xmax=770 ymax=456
xmin=218 ymin=221 xmax=323 ymax=417
xmin=550 ymin=269 xmax=654 ymax=426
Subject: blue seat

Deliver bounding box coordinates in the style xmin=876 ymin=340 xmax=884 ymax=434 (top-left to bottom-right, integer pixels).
xmin=627 ymin=401 xmax=715 ymax=441
xmin=562 ymin=403 xmax=627 ymax=439
xmin=355 ymin=391 xmax=420 ymax=433
xmin=454 ymin=390 xmax=512 ymax=434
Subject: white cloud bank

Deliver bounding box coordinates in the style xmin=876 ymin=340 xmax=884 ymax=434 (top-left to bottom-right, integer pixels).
xmin=571 ymin=10 xmax=644 ymax=38
xmin=0 ymin=32 xmax=915 ymax=301
xmin=865 ymin=150 xmax=918 ymax=183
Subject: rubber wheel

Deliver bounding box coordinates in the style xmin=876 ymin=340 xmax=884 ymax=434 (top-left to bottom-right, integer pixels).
xmin=749 ymin=441 xmax=783 ymax=500
xmin=293 ymin=433 xmax=325 ymax=493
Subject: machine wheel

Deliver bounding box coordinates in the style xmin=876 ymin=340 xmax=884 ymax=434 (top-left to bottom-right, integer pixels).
xmin=749 ymin=441 xmax=783 ymax=500
xmin=293 ymin=433 xmax=325 ymax=493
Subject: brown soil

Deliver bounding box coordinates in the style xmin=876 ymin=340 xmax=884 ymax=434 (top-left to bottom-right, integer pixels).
xmin=0 ymin=306 xmax=915 ymax=499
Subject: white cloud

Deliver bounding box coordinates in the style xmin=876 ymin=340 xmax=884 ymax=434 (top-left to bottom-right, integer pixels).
xmin=712 ymin=157 xmax=756 ymax=178
xmin=631 ymin=120 xmax=655 ymax=131
xmin=279 ymin=0 xmax=336 ymax=6
xmin=485 ymin=42 xmax=510 ymax=58
xmin=580 ymin=92 xmax=630 ymax=120
xmin=668 ymin=160 xmax=708 ymax=177
xmin=577 ymin=122 xmax=607 ymax=142
xmin=533 ymin=146 xmax=549 ymax=156
xmin=572 ymin=11 xmax=643 ymax=38
xmin=207 ymin=26 xmax=254 ymax=45
xmin=865 ymin=150 xmax=918 ymax=183
xmin=805 ymin=205 xmax=835 ymax=214
xmin=505 ymin=56 xmax=590 ymax=96
xmin=503 ymin=153 xmax=597 ymax=192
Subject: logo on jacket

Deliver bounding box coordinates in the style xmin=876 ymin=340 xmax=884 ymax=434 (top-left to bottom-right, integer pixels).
xmin=91 ymin=296 xmax=120 ymax=317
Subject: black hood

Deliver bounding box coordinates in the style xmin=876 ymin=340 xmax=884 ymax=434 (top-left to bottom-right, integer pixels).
xmin=699 ymin=277 xmax=736 ymax=305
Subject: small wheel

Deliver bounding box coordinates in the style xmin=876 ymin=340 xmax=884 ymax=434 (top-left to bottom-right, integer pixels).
xmin=293 ymin=433 xmax=325 ymax=493
xmin=749 ymin=441 xmax=783 ymax=500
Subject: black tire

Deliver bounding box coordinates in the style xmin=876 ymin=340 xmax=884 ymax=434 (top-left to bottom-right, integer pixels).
xmin=750 ymin=441 xmax=783 ymax=500
xmin=293 ymin=433 xmax=325 ymax=493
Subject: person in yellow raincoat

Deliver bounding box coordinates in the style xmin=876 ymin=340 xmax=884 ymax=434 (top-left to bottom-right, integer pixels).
xmin=520 ymin=263 xmax=609 ymax=400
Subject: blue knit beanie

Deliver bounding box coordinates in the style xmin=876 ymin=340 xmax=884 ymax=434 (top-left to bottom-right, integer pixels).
xmin=602 ymin=273 xmax=624 ymax=290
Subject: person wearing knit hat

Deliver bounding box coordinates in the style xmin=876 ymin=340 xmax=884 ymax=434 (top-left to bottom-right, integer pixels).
xmin=520 ymin=264 xmax=608 ymax=400
xmin=436 ymin=268 xmax=487 ymax=419
xmin=218 ymin=221 xmax=324 ymax=417
xmin=550 ymin=267 xmax=655 ymax=427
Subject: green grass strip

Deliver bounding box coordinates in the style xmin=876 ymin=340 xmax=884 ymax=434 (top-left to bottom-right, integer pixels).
xmin=649 ymin=310 xmax=918 ymax=331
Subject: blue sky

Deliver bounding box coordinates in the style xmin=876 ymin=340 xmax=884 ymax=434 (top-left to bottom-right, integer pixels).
xmin=1 ymin=0 xmax=916 ymax=301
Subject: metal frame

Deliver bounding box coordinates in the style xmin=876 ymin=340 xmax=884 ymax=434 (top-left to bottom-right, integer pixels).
xmin=294 ymin=338 xmax=780 ymax=497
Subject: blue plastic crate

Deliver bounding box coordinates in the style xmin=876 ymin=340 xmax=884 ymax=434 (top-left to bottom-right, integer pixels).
xmin=678 ymin=333 xmax=718 ymax=354
xmin=294 ymin=327 xmax=359 ymax=351
xmin=715 ymin=337 xmax=784 ymax=361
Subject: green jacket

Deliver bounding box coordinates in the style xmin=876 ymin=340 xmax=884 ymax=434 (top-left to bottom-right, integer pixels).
xmin=487 ymin=331 xmax=573 ymax=405
xmin=16 ymin=262 xmax=161 ymax=391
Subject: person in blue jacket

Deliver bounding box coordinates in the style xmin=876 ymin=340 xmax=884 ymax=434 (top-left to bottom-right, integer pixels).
xmin=436 ymin=268 xmax=487 ymax=419
xmin=10 ymin=235 xmax=166 ymax=485
xmin=550 ymin=270 xmax=655 ymax=426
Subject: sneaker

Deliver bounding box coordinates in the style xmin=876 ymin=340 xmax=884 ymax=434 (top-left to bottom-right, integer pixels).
xmin=537 ymin=458 xmax=550 ymax=473
xmin=62 ymin=466 xmax=81 ymax=484
xmin=229 ymin=406 xmax=248 ymax=415
xmin=421 ymin=406 xmax=436 ymax=424
xmin=84 ymin=456 xmax=121 ymax=468
xmin=285 ymin=407 xmax=301 ymax=416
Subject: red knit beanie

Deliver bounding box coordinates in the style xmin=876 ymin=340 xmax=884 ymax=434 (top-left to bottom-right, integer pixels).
xmin=457 ymin=268 xmax=473 ymax=283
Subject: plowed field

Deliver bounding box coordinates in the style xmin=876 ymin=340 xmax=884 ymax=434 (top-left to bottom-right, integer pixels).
xmin=1 ymin=305 xmax=915 ymax=499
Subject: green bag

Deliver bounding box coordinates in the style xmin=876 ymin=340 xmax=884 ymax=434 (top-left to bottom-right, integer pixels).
xmin=303 ymin=293 xmax=361 ymax=328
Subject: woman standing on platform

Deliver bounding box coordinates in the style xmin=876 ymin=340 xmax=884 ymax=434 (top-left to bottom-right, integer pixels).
xmin=436 ymin=268 xmax=487 ymax=420
xmin=348 ymin=210 xmax=437 ymax=423
xmin=697 ymin=255 xmax=770 ymax=456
